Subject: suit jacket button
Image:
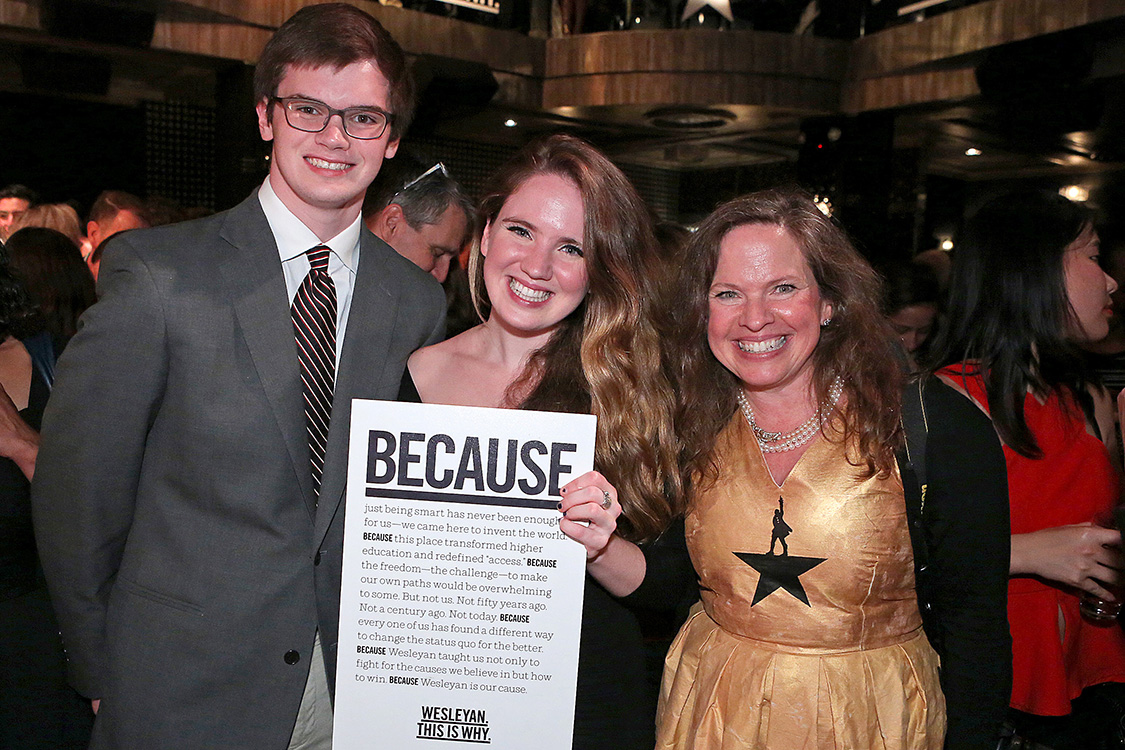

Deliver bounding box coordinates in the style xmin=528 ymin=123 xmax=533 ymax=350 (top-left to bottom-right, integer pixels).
xmin=314 ymin=551 xmax=322 ymax=566
xmin=285 ymin=650 xmax=300 ymax=665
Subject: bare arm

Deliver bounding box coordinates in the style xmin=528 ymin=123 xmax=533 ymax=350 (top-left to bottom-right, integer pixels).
xmin=943 ymin=375 xmax=1124 ymax=599
xmin=1010 ymin=523 xmax=1121 ymax=599
xmin=558 ymin=470 xmax=647 ymax=597
xmin=585 ymin=535 xmax=646 ymax=597
xmin=0 ymin=382 xmax=39 ymax=480
xmin=1010 ymin=386 xmax=1123 ymax=599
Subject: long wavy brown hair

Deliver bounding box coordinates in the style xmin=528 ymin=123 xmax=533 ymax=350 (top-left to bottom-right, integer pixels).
xmin=665 ymin=188 xmax=904 ymax=489
xmin=467 ymin=134 xmax=683 ymax=542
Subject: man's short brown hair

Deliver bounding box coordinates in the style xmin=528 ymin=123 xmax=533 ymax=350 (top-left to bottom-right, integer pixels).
xmin=88 ymin=190 xmax=148 ymax=227
xmin=253 ymin=3 xmax=415 ymax=141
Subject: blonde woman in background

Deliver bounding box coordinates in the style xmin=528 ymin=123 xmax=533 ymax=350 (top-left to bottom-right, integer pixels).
xmin=11 ymin=203 xmax=83 ymax=248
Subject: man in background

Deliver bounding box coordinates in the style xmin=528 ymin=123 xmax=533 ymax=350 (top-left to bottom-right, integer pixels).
xmin=0 ymin=184 xmax=38 ymax=244
xmin=363 ymin=159 xmax=473 ymax=283
xmin=84 ymin=190 xmax=150 ymax=279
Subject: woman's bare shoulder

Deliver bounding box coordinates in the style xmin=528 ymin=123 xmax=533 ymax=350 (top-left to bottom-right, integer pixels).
xmin=408 ymin=326 xmax=502 ymax=406
xmin=410 ymin=327 xmax=482 ymax=372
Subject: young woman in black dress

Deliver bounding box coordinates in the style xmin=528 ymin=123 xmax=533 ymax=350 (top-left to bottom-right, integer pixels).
xmin=405 ymin=134 xmax=691 ymax=750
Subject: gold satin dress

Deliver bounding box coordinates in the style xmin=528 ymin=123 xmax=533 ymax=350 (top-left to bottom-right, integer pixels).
xmin=657 ymin=416 xmax=945 ymax=750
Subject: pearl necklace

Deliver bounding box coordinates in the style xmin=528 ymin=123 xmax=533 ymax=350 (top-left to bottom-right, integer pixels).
xmin=736 ymin=377 xmax=844 ymax=453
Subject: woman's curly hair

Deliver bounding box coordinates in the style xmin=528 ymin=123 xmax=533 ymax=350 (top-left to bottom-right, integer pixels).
xmin=663 ymin=188 xmax=905 ymax=490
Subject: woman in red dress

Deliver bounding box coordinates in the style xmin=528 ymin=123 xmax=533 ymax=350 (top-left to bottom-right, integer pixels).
xmin=928 ymin=190 xmax=1125 ymax=747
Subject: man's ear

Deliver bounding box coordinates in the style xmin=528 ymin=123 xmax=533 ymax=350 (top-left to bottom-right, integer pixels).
xmin=256 ymin=99 xmax=274 ymax=142
xmin=382 ymin=204 xmax=405 ymax=236
xmin=370 ymin=204 xmax=403 ymax=241
xmin=86 ymin=221 xmax=100 ymax=249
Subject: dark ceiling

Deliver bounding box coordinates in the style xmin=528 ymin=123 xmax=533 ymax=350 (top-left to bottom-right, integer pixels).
xmin=5 ymin=0 xmax=1125 ymax=196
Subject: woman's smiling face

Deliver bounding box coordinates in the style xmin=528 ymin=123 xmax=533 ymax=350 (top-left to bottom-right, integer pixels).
xmin=707 ymin=222 xmax=832 ymax=397
xmin=481 ymin=172 xmax=589 ymax=338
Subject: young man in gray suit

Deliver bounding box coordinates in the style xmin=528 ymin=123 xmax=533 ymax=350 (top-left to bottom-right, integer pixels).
xmin=31 ymin=5 xmax=446 ymax=748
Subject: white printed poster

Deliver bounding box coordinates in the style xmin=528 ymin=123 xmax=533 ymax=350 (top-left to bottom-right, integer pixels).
xmin=334 ymin=400 xmax=595 ymax=749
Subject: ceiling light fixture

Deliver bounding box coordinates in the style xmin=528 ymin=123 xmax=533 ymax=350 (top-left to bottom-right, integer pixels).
xmin=645 ymin=106 xmax=736 ymax=130
xmin=1060 ymin=185 xmax=1089 ymax=202
xmin=965 ymin=148 xmax=982 ymax=157
xmin=503 ymin=119 xmax=517 ymax=128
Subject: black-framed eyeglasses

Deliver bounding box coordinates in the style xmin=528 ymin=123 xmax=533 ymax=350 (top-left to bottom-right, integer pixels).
xmin=271 ymin=96 xmax=394 ymax=140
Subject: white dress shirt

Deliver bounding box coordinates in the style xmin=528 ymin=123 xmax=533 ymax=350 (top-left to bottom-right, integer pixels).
xmin=258 ymin=176 xmax=360 ymax=361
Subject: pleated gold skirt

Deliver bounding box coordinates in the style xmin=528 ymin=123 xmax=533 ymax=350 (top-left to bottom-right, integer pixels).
xmin=657 ymin=604 xmax=945 ymax=750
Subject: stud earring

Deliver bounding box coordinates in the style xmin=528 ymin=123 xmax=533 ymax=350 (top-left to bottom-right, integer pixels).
xmin=820 ymin=318 xmax=832 ymax=327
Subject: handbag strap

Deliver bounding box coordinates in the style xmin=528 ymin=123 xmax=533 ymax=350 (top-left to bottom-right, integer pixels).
xmin=898 ymin=377 xmax=938 ymax=649
xmin=901 ymin=377 xmax=928 ymax=497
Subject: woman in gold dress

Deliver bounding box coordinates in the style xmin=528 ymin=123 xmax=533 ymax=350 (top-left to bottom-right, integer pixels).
xmin=657 ymin=189 xmax=1011 ymax=750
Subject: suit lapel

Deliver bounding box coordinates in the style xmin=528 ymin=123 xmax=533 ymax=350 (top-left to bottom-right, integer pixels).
xmin=217 ymin=194 xmax=318 ymax=518
xmin=315 ymin=232 xmax=398 ymax=542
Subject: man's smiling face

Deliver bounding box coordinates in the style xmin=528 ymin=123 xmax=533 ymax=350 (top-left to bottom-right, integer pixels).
xmin=256 ymin=60 xmax=399 ymax=232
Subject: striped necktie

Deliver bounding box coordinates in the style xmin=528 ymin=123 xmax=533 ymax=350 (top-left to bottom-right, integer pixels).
xmin=291 ymin=245 xmax=337 ymax=496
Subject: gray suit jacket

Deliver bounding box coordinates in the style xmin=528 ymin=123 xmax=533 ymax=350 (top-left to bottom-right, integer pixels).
xmin=31 ymin=192 xmax=446 ymax=749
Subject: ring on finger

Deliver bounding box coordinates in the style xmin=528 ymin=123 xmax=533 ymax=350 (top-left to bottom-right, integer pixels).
xmin=600 ymin=490 xmax=612 ymax=510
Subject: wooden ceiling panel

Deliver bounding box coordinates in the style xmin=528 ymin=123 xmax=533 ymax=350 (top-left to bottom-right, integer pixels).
xmin=7 ymin=0 xmax=1125 ymax=173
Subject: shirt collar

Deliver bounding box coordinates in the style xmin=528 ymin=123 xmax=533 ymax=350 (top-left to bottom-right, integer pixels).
xmin=258 ymin=176 xmax=361 ymax=271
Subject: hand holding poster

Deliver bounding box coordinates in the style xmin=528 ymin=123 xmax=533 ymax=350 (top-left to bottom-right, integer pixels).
xmin=334 ymin=400 xmax=595 ymax=749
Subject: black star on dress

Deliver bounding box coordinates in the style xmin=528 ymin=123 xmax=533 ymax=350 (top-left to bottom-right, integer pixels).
xmin=734 ymin=551 xmax=827 ymax=606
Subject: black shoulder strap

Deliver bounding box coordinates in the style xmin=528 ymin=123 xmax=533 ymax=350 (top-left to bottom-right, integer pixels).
xmin=901 ymin=377 xmax=928 ymax=496
xmin=899 ymin=377 xmax=941 ymax=651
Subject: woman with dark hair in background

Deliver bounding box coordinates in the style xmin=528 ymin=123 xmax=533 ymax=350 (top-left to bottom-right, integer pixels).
xmin=882 ymin=261 xmax=941 ymax=371
xmin=0 ymin=252 xmax=92 ymax=748
xmin=927 ymin=191 xmax=1125 ymax=749
xmin=407 ymin=134 xmax=692 ymax=750
xmin=657 ymin=188 xmax=1011 ymax=749
xmin=4 ymin=227 xmax=96 ymax=357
